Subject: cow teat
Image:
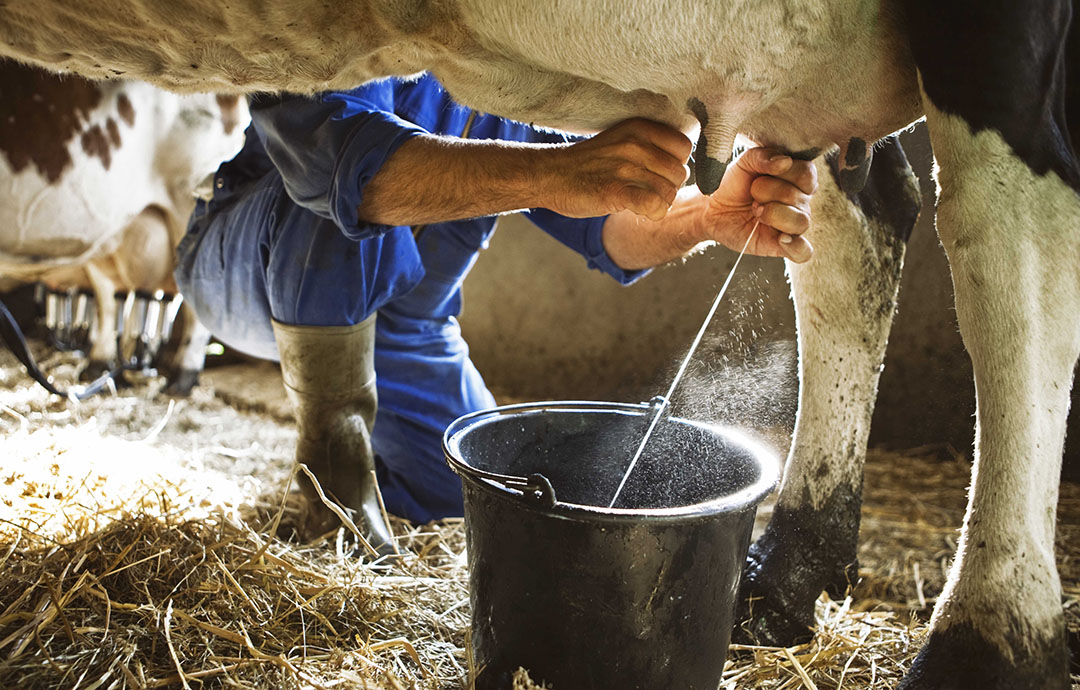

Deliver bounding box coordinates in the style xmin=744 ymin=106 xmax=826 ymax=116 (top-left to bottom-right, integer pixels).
xmin=687 ymin=97 xmax=733 ymax=195
xmin=836 ymin=137 xmax=873 ymax=196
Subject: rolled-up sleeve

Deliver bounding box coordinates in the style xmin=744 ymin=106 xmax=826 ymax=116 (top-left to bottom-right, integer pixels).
xmin=521 ymin=208 xmax=650 ymax=285
xmin=249 ymin=88 xmax=427 ymax=241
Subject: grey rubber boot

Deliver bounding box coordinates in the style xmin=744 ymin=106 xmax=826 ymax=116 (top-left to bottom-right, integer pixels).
xmin=273 ymin=316 xmax=396 ymax=554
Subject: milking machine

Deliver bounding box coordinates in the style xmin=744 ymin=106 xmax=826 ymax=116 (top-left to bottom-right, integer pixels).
xmin=0 ymin=284 xmax=185 ymax=400
xmin=35 ymin=285 xmax=181 ymax=371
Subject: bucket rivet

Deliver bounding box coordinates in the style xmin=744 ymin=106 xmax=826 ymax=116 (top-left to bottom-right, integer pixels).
xmin=526 ymin=473 xmax=556 ymax=507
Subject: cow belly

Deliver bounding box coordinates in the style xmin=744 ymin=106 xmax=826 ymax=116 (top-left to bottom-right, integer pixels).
xmin=0 ymin=0 xmax=389 ymax=93
xmin=453 ymin=0 xmax=922 ymax=147
xmin=457 ymin=0 xmax=830 ymax=98
xmin=0 ymin=0 xmax=920 ymax=150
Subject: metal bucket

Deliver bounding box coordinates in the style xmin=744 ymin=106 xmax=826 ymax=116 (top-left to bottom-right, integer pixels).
xmin=443 ymin=400 xmax=780 ymax=690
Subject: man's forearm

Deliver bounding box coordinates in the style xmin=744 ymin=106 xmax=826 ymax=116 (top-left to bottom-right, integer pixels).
xmin=357 ymin=118 xmax=695 ymax=227
xmin=357 ymin=134 xmax=562 ymax=226
xmin=601 ymin=186 xmax=709 ymax=270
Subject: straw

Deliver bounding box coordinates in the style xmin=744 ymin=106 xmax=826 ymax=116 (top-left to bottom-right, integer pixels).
xmin=3 ymin=347 xmax=1079 ymax=689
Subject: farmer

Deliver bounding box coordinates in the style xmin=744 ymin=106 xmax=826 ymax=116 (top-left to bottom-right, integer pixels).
xmin=174 ymin=73 xmax=816 ymax=550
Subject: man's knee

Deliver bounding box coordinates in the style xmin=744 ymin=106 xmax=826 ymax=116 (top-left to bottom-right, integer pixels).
xmin=174 ymin=204 xmax=279 ymax=360
xmin=265 ymin=221 xmax=424 ymax=328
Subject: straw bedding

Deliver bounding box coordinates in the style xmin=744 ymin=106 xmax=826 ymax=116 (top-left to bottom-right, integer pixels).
xmin=1 ymin=347 xmax=1077 ymax=689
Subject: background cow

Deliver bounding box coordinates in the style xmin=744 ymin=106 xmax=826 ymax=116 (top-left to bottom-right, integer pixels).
xmin=0 ymin=2 xmax=1075 ymax=688
xmin=0 ymin=60 xmax=248 ymax=392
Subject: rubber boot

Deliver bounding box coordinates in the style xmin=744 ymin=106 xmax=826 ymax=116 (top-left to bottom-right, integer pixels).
xmin=273 ymin=317 xmax=396 ymax=554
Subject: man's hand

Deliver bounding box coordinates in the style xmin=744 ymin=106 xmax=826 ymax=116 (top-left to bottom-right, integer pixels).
xmin=703 ymin=147 xmax=818 ymax=262
xmin=600 ymin=144 xmax=820 ymax=270
xmin=539 ymin=119 xmax=693 ymax=222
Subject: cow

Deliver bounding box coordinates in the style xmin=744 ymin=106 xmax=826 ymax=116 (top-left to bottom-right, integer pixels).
xmin=0 ymin=60 xmax=248 ymax=392
xmin=0 ymin=1 xmax=1076 ymax=688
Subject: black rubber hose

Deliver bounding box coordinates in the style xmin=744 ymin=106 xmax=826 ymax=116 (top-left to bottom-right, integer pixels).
xmin=0 ymin=296 xmax=118 ymax=400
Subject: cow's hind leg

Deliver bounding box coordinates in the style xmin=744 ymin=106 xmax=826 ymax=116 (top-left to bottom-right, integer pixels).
xmin=895 ymin=101 xmax=1078 ymax=690
xmin=895 ymin=1 xmax=1080 ymax=685
xmin=736 ymin=138 xmax=921 ymax=644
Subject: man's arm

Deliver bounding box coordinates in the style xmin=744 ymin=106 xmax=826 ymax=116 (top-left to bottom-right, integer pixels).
xmin=357 ymin=118 xmax=692 ymax=226
xmin=361 ymin=117 xmax=818 ymax=268
xmin=251 ymin=89 xmax=428 ymax=239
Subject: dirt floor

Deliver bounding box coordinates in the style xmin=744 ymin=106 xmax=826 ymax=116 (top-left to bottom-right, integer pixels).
xmin=1 ymin=344 xmax=1078 ymax=689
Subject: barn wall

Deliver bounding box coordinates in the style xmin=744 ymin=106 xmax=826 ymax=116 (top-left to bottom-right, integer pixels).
xmin=460 ymin=124 xmax=1080 ymax=464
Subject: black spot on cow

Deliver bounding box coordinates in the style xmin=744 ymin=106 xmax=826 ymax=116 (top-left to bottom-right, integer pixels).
xmin=906 ymin=0 xmax=1080 ymax=191
xmin=0 ymin=59 xmax=102 ymax=182
xmin=735 ymin=481 xmax=863 ymax=646
xmin=80 ymin=124 xmax=112 ymax=169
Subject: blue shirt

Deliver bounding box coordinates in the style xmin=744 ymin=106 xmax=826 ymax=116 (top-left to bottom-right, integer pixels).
xmin=219 ymin=74 xmax=647 ymax=285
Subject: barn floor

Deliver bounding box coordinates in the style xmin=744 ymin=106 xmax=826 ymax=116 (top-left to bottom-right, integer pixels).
xmin=0 ymin=347 xmax=1078 ymax=689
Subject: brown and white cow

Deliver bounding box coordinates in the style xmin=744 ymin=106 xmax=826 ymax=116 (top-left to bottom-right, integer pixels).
xmin=0 ymin=1 xmax=1076 ymax=688
xmin=0 ymin=60 xmax=248 ymax=392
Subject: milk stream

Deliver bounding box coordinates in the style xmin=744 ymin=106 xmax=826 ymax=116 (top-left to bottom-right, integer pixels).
xmin=607 ymin=220 xmax=761 ymax=509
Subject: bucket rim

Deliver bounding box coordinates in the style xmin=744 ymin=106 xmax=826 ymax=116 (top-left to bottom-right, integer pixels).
xmin=443 ymin=400 xmax=780 ymax=522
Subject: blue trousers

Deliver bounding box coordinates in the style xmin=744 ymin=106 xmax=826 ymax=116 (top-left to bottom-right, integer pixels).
xmin=175 ymin=171 xmax=497 ymax=523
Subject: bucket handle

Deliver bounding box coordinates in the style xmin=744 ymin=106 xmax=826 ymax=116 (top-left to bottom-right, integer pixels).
xmin=470 ymin=468 xmax=557 ymax=508
xmin=447 ymin=397 xmax=671 ymax=509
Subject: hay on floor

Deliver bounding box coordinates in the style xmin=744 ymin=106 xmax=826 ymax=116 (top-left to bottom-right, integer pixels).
xmin=0 ymin=485 xmax=472 ymax=689
xmin=2 ymin=349 xmax=1079 ymax=688
xmin=723 ymin=596 xmax=922 ymax=689
xmin=0 ymin=350 xmax=471 ymax=689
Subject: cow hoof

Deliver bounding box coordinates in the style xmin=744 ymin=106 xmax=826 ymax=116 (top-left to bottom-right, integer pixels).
xmin=79 ymin=361 xmax=130 ymax=388
xmin=163 ymin=368 xmax=200 ymax=396
xmin=734 ymin=484 xmax=863 ymax=646
xmin=897 ymin=622 xmax=1069 ymax=690
xmin=734 ymin=540 xmax=818 ymax=646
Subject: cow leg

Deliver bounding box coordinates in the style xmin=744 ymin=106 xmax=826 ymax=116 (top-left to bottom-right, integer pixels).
xmin=157 ymin=299 xmax=210 ymax=395
xmin=80 ymin=260 xmax=118 ymax=380
xmin=895 ymin=1 xmax=1079 ymax=685
xmin=736 ymin=138 xmax=921 ymax=645
xmin=895 ymin=102 xmax=1078 ymax=690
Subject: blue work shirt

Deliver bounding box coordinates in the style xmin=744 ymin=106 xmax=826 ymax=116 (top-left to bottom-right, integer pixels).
xmin=252 ymin=76 xmax=645 ymax=274
xmin=176 ymin=74 xmax=647 ymax=522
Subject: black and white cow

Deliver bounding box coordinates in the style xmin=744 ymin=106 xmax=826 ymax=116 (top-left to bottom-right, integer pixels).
xmin=0 ymin=1 xmax=1075 ymax=687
